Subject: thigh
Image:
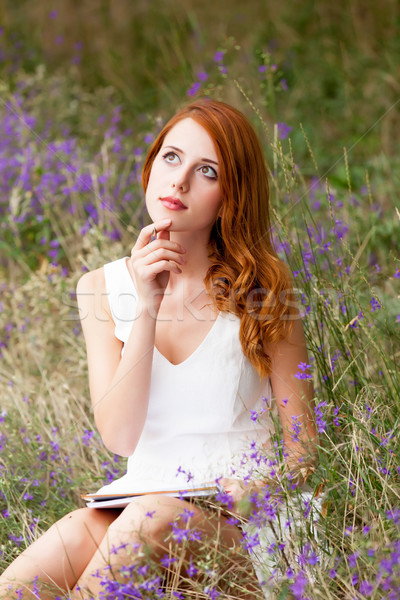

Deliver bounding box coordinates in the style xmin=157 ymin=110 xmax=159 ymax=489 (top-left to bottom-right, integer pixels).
xmin=0 ymin=507 xmax=121 ymax=595
xmin=139 ymin=495 xmax=262 ymax=598
xmin=107 ymin=496 xmax=259 ymax=593
xmin=75 ymin=496 xmax=262 ymax=599
xmin=109 ymin=494 xmax=242 ymax=550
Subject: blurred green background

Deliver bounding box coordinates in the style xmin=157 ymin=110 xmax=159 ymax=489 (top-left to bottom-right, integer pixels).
xmin=0 ymin=0 xmax=399 ymax=277
xmin=1 ymin=0 xmax=399 ymax=168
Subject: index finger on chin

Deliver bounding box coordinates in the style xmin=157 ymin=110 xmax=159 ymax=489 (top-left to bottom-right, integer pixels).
xmin=135 ymin=219 xmax=172 ymax=249
xmin=157 ymin=228 xmax=170 ymax=241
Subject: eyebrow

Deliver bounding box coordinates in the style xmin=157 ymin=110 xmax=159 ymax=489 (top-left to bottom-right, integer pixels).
xmin=164 ymin=145 xmax=219 ymax=166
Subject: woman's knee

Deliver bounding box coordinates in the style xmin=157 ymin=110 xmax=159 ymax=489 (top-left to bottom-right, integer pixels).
xmin=107 ymin=496 xmax=241 ymax=555
xmin=107 ymin=496 xmax=194 ymax=550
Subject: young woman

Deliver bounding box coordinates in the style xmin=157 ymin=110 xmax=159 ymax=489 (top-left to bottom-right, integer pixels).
xmin=0 ymin=98 xmax=317 ymax=598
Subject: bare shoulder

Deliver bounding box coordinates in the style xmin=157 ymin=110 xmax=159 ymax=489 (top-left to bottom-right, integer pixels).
xmin=264 ymin=316 xmax=306 ymax=360
xmin=76 ymin=265 xmax=104 ymax=292
xmin=76 ymin=265 xmax=111 ymax=319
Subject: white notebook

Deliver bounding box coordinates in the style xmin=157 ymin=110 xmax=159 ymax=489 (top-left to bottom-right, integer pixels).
xmin=81 ymin=482 xmax=223 ymax=508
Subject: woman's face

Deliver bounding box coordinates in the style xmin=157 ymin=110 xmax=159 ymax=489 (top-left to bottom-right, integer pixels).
xmin=145 ymin=118 xmax=222 ymax=237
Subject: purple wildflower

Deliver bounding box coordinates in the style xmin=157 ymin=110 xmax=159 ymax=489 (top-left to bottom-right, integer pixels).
xmin=290 ymin=415 xmax=302 ymax=443
xmin=250 ymin=410 xmax=259 ymax=422
xmin=186 ymin=557 xmax=198 ymax=578
xmin=349 ymin=311 xmax=364 ymax=329
xmin=161 ymin=554 xmax=177 ymax=567
xmin=180 ymin=508 xmax=194 ymax=524
xmin=348 ymin=552 xmax=358 ymax=568
xmin=314 ymin=401 xmax=327 ymax=433
xmin=370 ymin=297 xmax=381 ymax=312
xmin=8 ymin=534 xmax=24 ymax=546
xmin=242 ymin=531 xmax=260 ymax=553
xmin=204 ymin=586 xmax=220 ymax=599
xmin=277 ymin=122 xmax=293 ymax=139
xmin=176 ymin=466 xmax=194 ymax=483
xmin=290 ymin=571 xmax=308 ymax=598
xmin=329 ymin=569 xmax=337 ymax=578
xmin=386 ymin=508 xmax=400 ymax=525
xmin=333 ymin=219 xmax=349 ymax=240
xmin=214 ymin=51 xmax=224 ymax=62
xmin=187 ymin=82 xmax=201 ymax=97
xmin=359 ymin=580 xmax=374 ymax=596
xmin=170 ymin=521 xmax=201 ymax=543
xmin=303 ymin=498 xmax=311 ymax=519
xmin=82 ymin=429 xmax=94 ymax=446
xmin=280 ymin=78 xmax=288 ymax=91
xmin=295 ymin=362 xmax=312 ymax=380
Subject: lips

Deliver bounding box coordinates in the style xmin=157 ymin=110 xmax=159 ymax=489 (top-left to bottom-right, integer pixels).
xmin=159 ymin=196 xmax=188 ymax=210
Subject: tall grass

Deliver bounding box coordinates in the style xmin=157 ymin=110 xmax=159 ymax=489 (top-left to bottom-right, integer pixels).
xmin=1 ymin=5 xmax=400 ymax=598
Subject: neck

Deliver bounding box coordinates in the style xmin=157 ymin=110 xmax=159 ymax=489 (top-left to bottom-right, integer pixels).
xmin=166 ymin=230 xmax=213 ymax=292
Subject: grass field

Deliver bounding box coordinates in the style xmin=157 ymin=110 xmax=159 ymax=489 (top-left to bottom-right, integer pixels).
xmin=0 ymin=1 xmax=399 ymax=598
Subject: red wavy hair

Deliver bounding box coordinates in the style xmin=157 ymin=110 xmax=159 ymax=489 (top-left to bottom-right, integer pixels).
xmin=142 ymin=98 xmax=296 ymax=377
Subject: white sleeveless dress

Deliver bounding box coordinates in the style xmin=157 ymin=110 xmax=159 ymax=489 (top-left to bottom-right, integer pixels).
xmin=95 ymin=256 xmax=274 ymax=495
xmin=95 ymin=257 xmax=326 ymax=599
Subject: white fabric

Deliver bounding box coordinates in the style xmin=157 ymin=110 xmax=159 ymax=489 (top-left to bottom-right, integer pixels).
xmin=96 ymin=256 xmax=327 ymax=599
xmin=242 ymin=487 xmax=326 ymax=599
xmin=96 ymin=256 xmax=274 ymax=495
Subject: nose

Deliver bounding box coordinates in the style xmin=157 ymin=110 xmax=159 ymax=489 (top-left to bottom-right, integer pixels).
xmin=172 ymin=166 xmax=190 ymax=192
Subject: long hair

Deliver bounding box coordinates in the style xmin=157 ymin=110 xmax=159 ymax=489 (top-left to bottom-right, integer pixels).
xmin=142 ymin=98 xmax=296 ymax=377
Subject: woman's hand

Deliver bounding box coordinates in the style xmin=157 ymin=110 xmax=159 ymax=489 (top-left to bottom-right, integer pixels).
xmin=220 ymin=478 xmax=273 ymax=517
xmin=127 ymin=219 xmax=186 ymax=315
xmin=220 ymin=478 xmax=248 ymax=516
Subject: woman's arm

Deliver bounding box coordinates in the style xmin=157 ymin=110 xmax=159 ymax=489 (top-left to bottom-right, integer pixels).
xmin=76 ymin=269 xmax=156 ymax=457
xmin=76 ymin=219 xmax=185 ymax=456
xmin=222 ymin=315 xmax=318 ymax=511
xmin=266 ymin=316 xmax=318 ymax=482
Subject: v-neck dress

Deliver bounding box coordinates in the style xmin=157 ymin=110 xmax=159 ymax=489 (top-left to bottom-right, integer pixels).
xmin=95 ymin=256 xmax=274 ymax=495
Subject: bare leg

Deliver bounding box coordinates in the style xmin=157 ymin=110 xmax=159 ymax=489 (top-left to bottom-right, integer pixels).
xmin=0 ymin=507 xmax=120 ymax=599
xmin=72 ymin=495 xmax=260 ymax=599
